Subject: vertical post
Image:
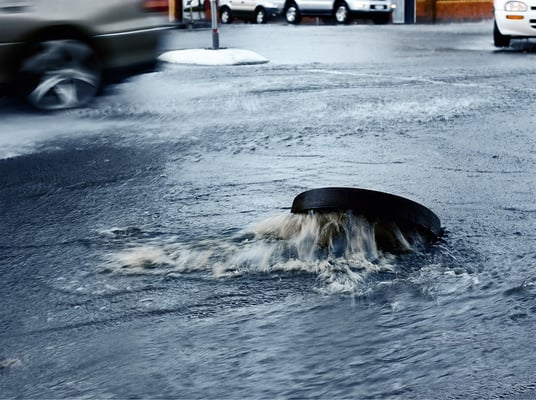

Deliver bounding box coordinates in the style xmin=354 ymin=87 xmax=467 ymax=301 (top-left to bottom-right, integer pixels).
xmin=168 ymin=0 xmax=173 ymax=22
xmin=170 ymin=0 xmax=183 ymax=23
xmin=405 ymin=0 xmax=416 ymax=23
xmin=210 ymin=0 xmax=219 ymax=49
xmin=187 ymin=0 xmax=194 ymax=27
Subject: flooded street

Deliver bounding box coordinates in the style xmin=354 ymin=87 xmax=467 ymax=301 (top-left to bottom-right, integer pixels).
xmin=1 ymin=22 xmax=536 ymax=398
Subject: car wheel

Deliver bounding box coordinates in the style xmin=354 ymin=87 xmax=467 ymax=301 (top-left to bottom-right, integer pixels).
xmin=285 ymin=2 xmax=301 ymax=24
xmin=255 ymin=7 xmax=267 ymax=23
xmin=493 ymin=20 xmax=511 ymax=47
xmin=17 ymin=40 xmax=101 ymax=111
xmin=291 ymin=187 xmax=442 ymax=241
xmin=220 ymin=6 xmax=233 ymax=24
xmin=334 ymin=2 xmax=349 ymax=24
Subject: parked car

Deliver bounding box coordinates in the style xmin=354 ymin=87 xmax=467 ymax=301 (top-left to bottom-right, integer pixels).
xmin=184 ymin=0 xmax=205 ymax=10
xmin=0 ymin=0 xmax=170 ymax=110
xmin=283 ymin=0 xmax=395 ymax=24
xmin=493 ymin=0 xmax=536 ymax=47
xmin=218 ymin=0 xmax=285 ymax=24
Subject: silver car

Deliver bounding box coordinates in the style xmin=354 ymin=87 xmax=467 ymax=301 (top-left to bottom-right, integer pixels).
xmin=0 ymin=0 xmax=169 ymax=110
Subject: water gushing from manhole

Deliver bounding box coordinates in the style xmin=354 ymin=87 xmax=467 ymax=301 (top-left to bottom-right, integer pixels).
xmin=105 ymin=211 xmax=433 ymax=294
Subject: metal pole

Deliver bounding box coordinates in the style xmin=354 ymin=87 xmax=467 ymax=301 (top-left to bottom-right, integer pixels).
xmin=210 ymin=0 xmax=219 ymax=49
xmin=188 ymin=0 xmax=193 ymax=26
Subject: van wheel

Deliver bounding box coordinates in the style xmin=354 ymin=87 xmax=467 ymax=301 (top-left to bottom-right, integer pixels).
xmin=334 ymin=2 xmax=349 ymax=24
xmin=220 ymin=6 xmax=233 ymax=24
xmin=255 ymin=7 xmax=267 ymax=23
xmin=493 ymin=21 xmax=511 ymax=47
xmin=285 ymin=2 xmax=301 ymax=24
xmin=17 ymin=40 xmax=101 ymax=111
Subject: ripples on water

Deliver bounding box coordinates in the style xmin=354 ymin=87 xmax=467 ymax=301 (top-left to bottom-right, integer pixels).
xmin=103 ymin=212 xmax=454 ymax=296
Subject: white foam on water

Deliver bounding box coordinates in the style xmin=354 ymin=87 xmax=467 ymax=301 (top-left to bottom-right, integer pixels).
xmin=0 ymin=358 xmax=21 ymax=369
xmin=104 ymin=213 xmax=425 ymax=294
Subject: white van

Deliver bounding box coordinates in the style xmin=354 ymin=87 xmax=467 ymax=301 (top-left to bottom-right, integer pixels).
xmin=284 ymin=0 xmax=396 ymax=24
xmin=219 ymin=0 xmax=285 ymax=23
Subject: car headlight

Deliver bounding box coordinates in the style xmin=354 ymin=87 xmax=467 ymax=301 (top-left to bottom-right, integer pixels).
xmin=504 ymin=1 xmax=528 ymax=11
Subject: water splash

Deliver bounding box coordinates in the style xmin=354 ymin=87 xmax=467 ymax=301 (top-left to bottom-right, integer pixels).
xmin=0 ymin=358 xmax=21 ymax=370
xmin=104 ymin=212 xmax=434 ymax=294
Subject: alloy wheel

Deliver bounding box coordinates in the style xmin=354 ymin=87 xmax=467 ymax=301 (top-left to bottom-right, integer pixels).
xmin=256 ymin=8 xmax=266 ymax=23
xmin=335 ymin=4 xmax=348 ymax=24
xmin=18 ymin=40 xmax=101 ymax=111
xmin=286 ymin=5 xmax=298 ymax=23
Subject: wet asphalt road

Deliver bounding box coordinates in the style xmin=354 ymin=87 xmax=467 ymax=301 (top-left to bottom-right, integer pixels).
xmin=1 ymin=22 xmax=536 ymax=399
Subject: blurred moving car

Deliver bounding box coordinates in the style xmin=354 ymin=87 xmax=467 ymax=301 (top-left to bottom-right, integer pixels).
xmin=283 ymin=0 xmax=395 ymax=24
xmin=0 ymin=0 xmax=170 ymax=110
xmin=218 ymin=0 xmax=285 ymax=24
xmin=493 ymin=0 xmax=536 ymax=47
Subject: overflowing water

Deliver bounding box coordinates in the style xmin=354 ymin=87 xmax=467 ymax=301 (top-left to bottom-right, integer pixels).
xmin=104 ymin=212 xmax=443 ymax=295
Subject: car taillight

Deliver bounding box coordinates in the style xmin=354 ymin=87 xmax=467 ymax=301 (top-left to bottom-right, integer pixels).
xmin=143 ymin=0 xmax=169 ymax=12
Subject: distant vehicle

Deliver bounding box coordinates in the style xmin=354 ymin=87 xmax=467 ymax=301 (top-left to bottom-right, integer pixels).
xmin=184 ymin=0 xmax=205 ymax=9
xmin=0 ymin=0 xmax=169 ymax=110
xmin=493 ymin=0 xmax=535 ymax=47
xmin=283 ymin=0 xmax=395 ymax=24
xmin=219 ymin=0 xmax=285 ymax=24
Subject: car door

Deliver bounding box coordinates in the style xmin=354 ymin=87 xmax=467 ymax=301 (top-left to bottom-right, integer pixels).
xmin=230 ymin=0 xmax=249 ymax=14
xmin=297 ymin=0 xmax=331 ymax=13
xmin=241 ymin=0 xmax=257 ymax=14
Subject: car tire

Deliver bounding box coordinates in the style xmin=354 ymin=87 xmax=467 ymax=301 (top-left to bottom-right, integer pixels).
xmin=220 ymin=6 xmax=233 ymax=24
xmin=255 ymin=7 xmax=267 ymax=23
xmin=285 ymin=2 xmax=301 ymax=24
xmin=493 ymin=20 xmax=511 ymax=48
xmin=291 ymin=187 xmax=442 ymax=241
xmin=17 ymin=40 xmax=101 ymax=111
xmin=334 ymin=2 xmax=350 ymax=24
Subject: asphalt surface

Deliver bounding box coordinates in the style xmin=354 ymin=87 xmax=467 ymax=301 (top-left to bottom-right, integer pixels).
xmin=1 ymin=22 xmax=536 ymax=399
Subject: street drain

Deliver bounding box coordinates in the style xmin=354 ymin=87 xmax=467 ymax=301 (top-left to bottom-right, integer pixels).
xmin=290 ymin=187 xmax=442 ymax=253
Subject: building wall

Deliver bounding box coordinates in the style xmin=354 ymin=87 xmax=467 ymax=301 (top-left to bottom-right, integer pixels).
xmin=416 ymin=0 xmax=493 ymax=23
